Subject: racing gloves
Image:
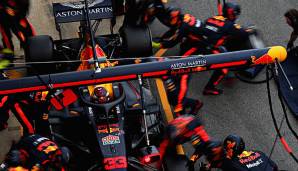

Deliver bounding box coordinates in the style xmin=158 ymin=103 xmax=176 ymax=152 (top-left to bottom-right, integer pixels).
xmin=152 ymin=41 xmax=162 ymax=49
xmin=0 ymin=48 xmax=13 ymax=69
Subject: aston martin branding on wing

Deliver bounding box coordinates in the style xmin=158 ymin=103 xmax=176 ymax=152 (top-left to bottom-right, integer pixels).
xmin=53 ymin=0 xmax=113 ymax=22
xmin=55 ymin=7 xmax=113 ymax=18
xmin=170 ymin=58 xmax=207 ymax=70
xmin=62 ymin=0 xmax=105 ymax=9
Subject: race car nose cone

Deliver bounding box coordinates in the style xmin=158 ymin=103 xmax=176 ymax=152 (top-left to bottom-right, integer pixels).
xmin=268 ymin=46 xmax=287 ymax=62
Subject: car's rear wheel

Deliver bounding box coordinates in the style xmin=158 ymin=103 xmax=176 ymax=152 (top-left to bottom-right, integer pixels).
xmin=25 ymin=35 xmax=55 ymax=75
xmin=120 ymin=24 xmax=153 ymax=57
xmin=224 ymin=30 xmax=266 ymax=78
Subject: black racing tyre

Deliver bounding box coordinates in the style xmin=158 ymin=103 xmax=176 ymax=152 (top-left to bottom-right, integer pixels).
xmin=164 ymin=152 xmax=190 ymax=171
xmin=224 ymin=28 xmax=264 ymax=51
xmin=25 ymin=35 xmax=54 ymax=75
xmin=224 ymin=29 xmax=266 ymax=78
xmin=120 ymin=24 xmax=153 ymax=57
xmin=112 ymin=0 xmax=126 ymax=15
xmin=25 ymin=35 xmax=54 ymax=62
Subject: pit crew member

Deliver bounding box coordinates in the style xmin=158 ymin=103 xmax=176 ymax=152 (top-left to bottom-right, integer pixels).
xmin=159 ymin=115 xmax=224 ymax=169
xmin=0 ymin=134 xmax=70 ymax=171
xmin=221 ymin=134 xmax=278 ymax=171
xmin=0 ymin=0 xmax=35 ymax=51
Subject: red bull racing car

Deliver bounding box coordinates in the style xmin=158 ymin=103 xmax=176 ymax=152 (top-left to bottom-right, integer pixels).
xmin=0 ymin=0 xmax=289 ymax=170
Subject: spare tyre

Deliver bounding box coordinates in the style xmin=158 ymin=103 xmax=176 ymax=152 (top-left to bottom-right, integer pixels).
xmin=25 ymin=35 xmax=54 ymax=75
xmin=120 ymin=24 xmax=153 ymax=57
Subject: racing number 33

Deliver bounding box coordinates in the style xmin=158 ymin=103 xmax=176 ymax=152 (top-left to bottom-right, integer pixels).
xmin=104 ymin=156 xmax=127 ymax=170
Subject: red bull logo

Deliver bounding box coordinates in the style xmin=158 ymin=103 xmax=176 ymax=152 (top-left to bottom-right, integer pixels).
xmin=37 ymin=140 xmax=58 ymax=154
xmin=252 ymin=46 xmax=287 ymax=65
xmin=239 ymin=152 xmax=261 ymax=164
xmin=251 ymin=54 xmax=274 ymax=65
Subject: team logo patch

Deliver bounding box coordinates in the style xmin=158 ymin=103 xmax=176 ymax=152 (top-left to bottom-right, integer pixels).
xmin=102 ymin=135 xmax=120 ymax=145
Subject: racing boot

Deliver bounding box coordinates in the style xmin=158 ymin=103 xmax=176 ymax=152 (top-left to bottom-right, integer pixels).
xmin=174 ymin=104 xmax=184 ymax=117
xmin=174 ymin=99 xmax=203 ymax=116
xmin=189 ymin=100 xmax=203 ymax=115
xmin=203 ymin=87 xmax=223 ymax=95
xmin=203 ymin=69 xmax=227 ymax=95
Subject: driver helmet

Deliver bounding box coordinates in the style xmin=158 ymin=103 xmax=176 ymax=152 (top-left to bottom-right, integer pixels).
xmin=223 ymin=134 xmax=245 ymax=159
xmin=142 ymin=0 xmax=166 ymax=23
xmin=223 ymin=2 xmax=241 ymax=21
xmin=160 ymin=6 xmax=182 ymax=27
xmin=92 ymin=86 xmax=111 ymax=104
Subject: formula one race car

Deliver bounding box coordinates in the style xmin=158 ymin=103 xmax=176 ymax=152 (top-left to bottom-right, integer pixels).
xmin=47 ymin=82 xmax=166 ymax=170
xmin=23 ymin=0 xmax=169 ymax=170
xmin=2 ymin=1 xmax=287 ymax=170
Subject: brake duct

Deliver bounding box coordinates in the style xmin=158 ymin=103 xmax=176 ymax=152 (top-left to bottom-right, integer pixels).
xmin=0 ymin=46 xmax=287 ymax=95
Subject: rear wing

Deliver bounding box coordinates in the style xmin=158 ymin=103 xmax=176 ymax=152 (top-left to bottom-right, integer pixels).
xmin=53 ymin=0 xmax=113 ymax=24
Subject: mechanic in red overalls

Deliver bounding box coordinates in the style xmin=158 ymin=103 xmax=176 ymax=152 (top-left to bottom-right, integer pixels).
xmin=1 ymin=134 xmax=69 ymax=171
xmin=0 ymin=87 xmax=51 ymax=137
xmin=201 ymin=2 xmax=251 ymax=95
xmin=159 ymin=115 xmax=224 ymax=169
xmin=0 ymin=48 xmax=50 ymax=136
xmin=221 ymin=134 xmax=278 ymax=171
xmin=0 ymin=0 xmax=35 ymax=51
xmin=186 ymin=133 xmax=279 ymax=171
xmin=0 ymin=0 xmax=60 ymax=137
xmin=148 ymin=6 xmax=204 ymax=115
xmin=154 ymin=2 xmax=251 ymax=96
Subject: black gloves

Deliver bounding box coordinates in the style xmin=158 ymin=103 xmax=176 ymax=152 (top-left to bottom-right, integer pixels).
xmin=5 ymin=150 xmax=26 ymax=167
xmin=186 ymin=159 xmax=195 ymax=171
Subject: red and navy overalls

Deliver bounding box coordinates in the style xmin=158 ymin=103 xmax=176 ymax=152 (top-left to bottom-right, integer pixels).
xmin=158 ymin=13 xmax=205 ymax=114
xmin=159 ymin=115 xmax=224 ymax=168
xmin=201 ymin=15 xmax=249 ymax=94
xmin=3 ymin=134 xmax=65 ymax=170
xmin=0 ymin=0 xmax=35 ymax=51
xmin=0 ymin=90 xmax=51 ymax=137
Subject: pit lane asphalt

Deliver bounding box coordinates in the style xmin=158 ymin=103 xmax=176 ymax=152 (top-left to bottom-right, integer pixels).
xmin=1 ymin=0 xmax=298 ymax=170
